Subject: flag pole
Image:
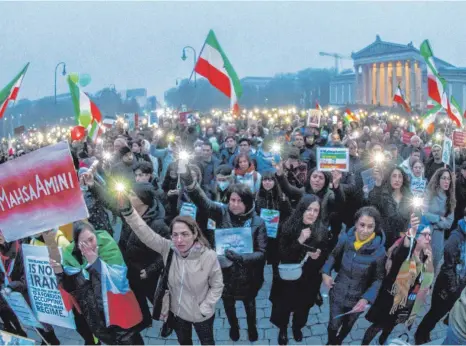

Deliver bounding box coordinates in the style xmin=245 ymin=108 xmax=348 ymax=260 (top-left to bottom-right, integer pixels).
xmin=187 ymin=39 xmax=206 ymax=85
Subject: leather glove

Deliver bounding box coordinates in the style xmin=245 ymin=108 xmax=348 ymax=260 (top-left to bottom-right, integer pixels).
xmin=225 ymin=249 xmax=243 ymax=264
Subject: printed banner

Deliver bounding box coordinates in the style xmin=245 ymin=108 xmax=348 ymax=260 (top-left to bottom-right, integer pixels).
xmin=260 ymin=209 xmax=280 ymax=238
xmin=453 ymin=131 xmax=466 ymax=148
xmin=360 ymin=168 xmax=375 ymax=193
xmin=316 ymin=148 xmax=349 ymax=172
xmin=0 ymin=141 xmax=89 ymax=242
xmin=402 ymin=131 xmax=415 ymax=144
xmin=442 ymin=138 xmax=453 ymax=165
xmin=307 ymin=109 xmax=321 ymax=128
xmin=411 ymin=179 xmax=427 ymax=196
xmin=22 ymin=244 xmax=76 ymax=329
xmin=215 ymin=228 xmax=254 ymax=256
xmin=0 ymin=330 xmax=35 ymax=345
xmin=2 ymin=292 xmax=43 ymax=329
xmin=179 ymin=203 xmax=197 ymax=220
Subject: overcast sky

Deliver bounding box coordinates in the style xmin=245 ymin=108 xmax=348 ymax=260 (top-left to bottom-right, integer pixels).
xmin=1 ymin=1 xmax=464 ymax=102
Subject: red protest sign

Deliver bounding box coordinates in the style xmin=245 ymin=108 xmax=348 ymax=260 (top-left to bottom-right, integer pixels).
xmin=402 ymin=132 xmax=415 ymax=144
xmin=453 ymin=130 xmax=466 ymax=148
xmin=0 ymin=141 xmax=89 ymax=242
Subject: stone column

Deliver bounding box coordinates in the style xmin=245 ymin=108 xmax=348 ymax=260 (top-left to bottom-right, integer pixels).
xmin=392 ymin=62 xmax=397 ymax=104
xmin=411 ymin=60 xmax=416 ymax=108
xmin=354 ymin=65 xmax=359 ymax=104
xmin=361 ymin=65 xmax=366 ymax=104
xmin=463 ymin=85 xmax=466 ymax=112
xmin=375 ymin=63 xmax=380 ymax=105
xmin=401 ymin=60 xmax=406 ymax=93
xmin=384 ymin=63 xmax=389 ymax=106
xmin=369 ymin=64 xmax=374 ymax=104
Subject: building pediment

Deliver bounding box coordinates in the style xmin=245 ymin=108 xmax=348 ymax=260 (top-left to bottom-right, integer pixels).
xmin=351 ymin=35 xmax=416 ymax=59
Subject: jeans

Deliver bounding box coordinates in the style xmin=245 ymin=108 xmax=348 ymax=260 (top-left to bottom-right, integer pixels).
xmin=171 ymin=312 xmax=215 ymax=345
xmin=327 ymin=298 xmax=362 ymax=345
xmin=223 ymin=297 xmax=257 ymax=330
xmin=442 ymin=327 xmax=466 ymax=345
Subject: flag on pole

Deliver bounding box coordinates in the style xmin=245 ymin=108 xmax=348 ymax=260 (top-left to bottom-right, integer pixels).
xmin=194 ymin=30 xmax=243 ymax=114
xmin=422 ymin=103 xmax=442 ymax=134
xmin=68 ymin=76 xmax=103 ymax=143
xmin=7 ymin=134 xmax=14 ymax=156
xmin=393 ymin=85 xmax=411 ymax=113
xmin=420 ymin=40 xmax=446 ymax=105
xmin=343 ymin=108 xmax=356 ymax=124
xmin=316 ymin=101 xmax=322 ymax=112
xmin=447 ymin=95 xmax=463 ymax=128
xmin=0 ymin=63 xmax=29 ymax=120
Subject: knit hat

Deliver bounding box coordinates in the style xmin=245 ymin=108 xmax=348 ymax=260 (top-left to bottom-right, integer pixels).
xmin=216 ymin=164 xmax=233 ymax=176
xmin=288 ymin=147 xmax=300 ymax=160
xmin=119 ymin=146 xmax=131 ymax=157
xmin=132 ymin=182 xmax=156 ymax=207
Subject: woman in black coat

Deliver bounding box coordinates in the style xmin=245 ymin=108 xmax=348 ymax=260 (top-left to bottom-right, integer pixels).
xmin=321 ymin=206 xmax=386 ymax=345
xmin=255 ymin=171 xmax=292 ymax=267
xmin=270 ymin=194 xmax=329 ymax=345
xmin=183 ymin=168 xmax=267 ymax=343
xmin=368 ymin=165 xmax=413 ymax=249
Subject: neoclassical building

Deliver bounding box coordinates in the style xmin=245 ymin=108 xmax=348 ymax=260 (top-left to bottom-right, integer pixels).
xmin=329 ymin=35 xmax=466 ymax=111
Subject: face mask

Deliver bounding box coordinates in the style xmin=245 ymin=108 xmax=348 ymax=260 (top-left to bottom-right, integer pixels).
xmin=217 ymin=181 xmax=230 ymax=191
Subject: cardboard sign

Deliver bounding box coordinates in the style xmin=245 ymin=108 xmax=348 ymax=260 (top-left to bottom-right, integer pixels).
xmin=215 ymin=228 xmax=254 ymax=256
xmin=0 ymin=141 xmax=89 ymax=242
xmin=2 ymin=292 xmax=43 ymax=329
xmin=453 ymin=131 xmax=466 ymax=148
xmin=442 ymin=138 xmax=453 ymax=165
xmin=316 ymin=148 xmax=349 ymax=172
xmin=0 ymin=330 xmax=35 ymax=345
xmin=260 ymin=209 xmax=280 ymax=238
xmin=179 ymin=203 xmax=197 ymax=220
xmin=402 ymin=132 xmax=415 ymax=144
xmin=22 ymin=245 xmax=76 ymax=329
xmin=307 ymin=109 xmax=322 ymax=128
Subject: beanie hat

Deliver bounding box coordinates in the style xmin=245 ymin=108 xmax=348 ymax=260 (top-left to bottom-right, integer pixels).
xmin=119 ymin=146 xmax=131 ymax=157
xmin=216 ymin=164 xmax=233 ymax=176
xmin=288 ymin=147 xmax=300 ymax=160
xmin=132 ymin=182 xmax=156 ymax=208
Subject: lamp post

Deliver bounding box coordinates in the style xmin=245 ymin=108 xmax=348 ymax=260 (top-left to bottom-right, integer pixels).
xmin=175 ymin=78 xmax=183 ymax=87
xmin=54 ymin=62 xmax=67 ymax=104
xmin=181 ymin=46 xmax=197 ymax=87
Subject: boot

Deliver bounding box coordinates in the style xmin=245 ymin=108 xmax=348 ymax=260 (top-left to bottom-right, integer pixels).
xmin=278 ymin=327 xmax=288 ymax=345
xmin=292 ymin=327 xmax=303 ymax=342
xmin=160 ymin=321 xmax=173 ymax=338
xmin=229 ymin=324 xmax=240 ymax=342
xmin=248 ymin=325 xmax=258 ymax=342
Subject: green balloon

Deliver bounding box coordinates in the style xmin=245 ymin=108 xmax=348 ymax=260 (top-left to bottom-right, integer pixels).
xmin=69 ymin=73 xmax=79 ymax=84
xmin=79 ymin=111 xmax=92 ymax=128
xmin=79 ymin=74 xmax=92 ymax=87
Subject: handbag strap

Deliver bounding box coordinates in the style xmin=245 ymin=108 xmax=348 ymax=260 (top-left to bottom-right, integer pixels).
xmin=165 ymin=248 xmax=175 ymax=277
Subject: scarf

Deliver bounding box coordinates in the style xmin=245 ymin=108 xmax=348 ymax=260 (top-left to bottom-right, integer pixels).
xmin=234 ymin=164 xmax=255 ymax=177
xmin=354 ymin=232 xmax=375 ymax=251
xmin=386 ymin=238 xmax=434 ymax=319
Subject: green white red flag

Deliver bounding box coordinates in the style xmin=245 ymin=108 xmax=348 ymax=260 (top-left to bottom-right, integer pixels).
xmin=420 ymin=40 xmax=446 ymax=105
xmin=68 ymin=76 xmax=103 ymax=143
xmin=447 ymin=95 xmax=464 ymax=128
xmin=393 ymin=85 xmax=411 ymax=113
xmin=0 ymin=63 xmax=29 ymax=120
xmin=316 ymin=102 xmax=322 ymax=111
xmin=194 ymin=30 xmax=242 ymax=114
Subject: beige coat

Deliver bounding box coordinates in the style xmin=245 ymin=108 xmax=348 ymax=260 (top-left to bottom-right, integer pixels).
xmin=123 ymin=210 xmax=224 ymax=323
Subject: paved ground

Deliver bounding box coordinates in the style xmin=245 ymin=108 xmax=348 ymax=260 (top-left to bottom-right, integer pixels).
xmin=20 ymin=264 xmax=447 ymax=345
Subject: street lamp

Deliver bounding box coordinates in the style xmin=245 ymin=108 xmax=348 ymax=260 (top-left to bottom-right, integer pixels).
xmin=181 ymin=46 xmax=197 ymax=87
xmin=175 ymin=78 xmax=182 ymax=86
xmin=54 ymin=62 xmax=67 ymax=104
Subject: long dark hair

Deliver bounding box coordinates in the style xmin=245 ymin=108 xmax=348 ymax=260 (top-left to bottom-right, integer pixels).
xmin=282 ymin=194 xmax=323 ymax=239
xmin=383 ymin=166 xmax=411 ymax=196
xmin=257 ymin=171 xmax=284 ymax=210
xmin=226 ymin=183 xmax=254 ymax=213
xmin=170 ymin=215 xmax=211 ymax=249
xmin=304 ymin=168 xmax=331 ymax=198
xmin=72 ymin=221 xmax=96 ymax=265
xmin=427 ymin=167 xmax=456 ymax=216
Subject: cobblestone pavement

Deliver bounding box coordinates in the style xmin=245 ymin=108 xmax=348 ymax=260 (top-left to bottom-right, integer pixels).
xmin=20 ymin=265 xmax=447 ymax=345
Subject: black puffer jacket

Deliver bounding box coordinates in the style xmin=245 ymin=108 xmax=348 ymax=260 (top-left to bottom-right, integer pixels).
xmin=187 ymin=183 xmax=267 ymax=299
xmin=83 ymin=188 xmax=113 ymax=236
xmin=321 ymin=227 xmax=386 ymax=307
xmin=454 ymin=175 xmax=466 ymax=228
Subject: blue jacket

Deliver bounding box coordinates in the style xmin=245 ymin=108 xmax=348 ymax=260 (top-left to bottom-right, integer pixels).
xmin=220 ymin=146 xmax=239 ymax=167
xmin=255 ymin=149 xmax=280 ymax=174
xmin=150 ymin=145 xmax=175 ymax=182
xmin=322 ymin=227 xmax=386 ymax=306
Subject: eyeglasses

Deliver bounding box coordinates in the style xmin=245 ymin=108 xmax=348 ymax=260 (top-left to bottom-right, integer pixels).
xmin=419 ymin=233 xmax=431 ymax=239
xmin=440 ymin=176 xmax=451 ymax=181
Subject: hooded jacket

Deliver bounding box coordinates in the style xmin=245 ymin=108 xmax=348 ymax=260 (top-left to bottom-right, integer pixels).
xmin=121 ymin=209 xmax=224 ymax=323
xmin=321 ymin=227 xmax=386 ymax=306
xmin=186 ymin=183 xmax=268 ymax=299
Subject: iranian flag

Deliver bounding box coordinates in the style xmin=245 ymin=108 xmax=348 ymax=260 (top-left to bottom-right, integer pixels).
xmin=422 ymin=103 xmax=442 ymax=134
xmin=68 ymin=76 xmax=103 ymax=143
xmin=194 ymin=30 xmax=243 ymax=114
xmin=420 ymin=40 xmax=446 ymax=105
xmin=447 ymin=95 xmax=463 ymax=128
xmin=343 ymin=108 xmax=356 ymax=123
xmin=393 ymin=85 xmax=411 ymax=113
xmin=316 ymin=101 xmax=322 ymax=111
xmin=0 ymin=63 xmax=29 ymax=120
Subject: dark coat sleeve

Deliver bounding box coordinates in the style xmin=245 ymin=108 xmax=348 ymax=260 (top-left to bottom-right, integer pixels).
xmin=362 ymin=249 xmax=387 ymax=304
xmin=443 ymin=232 xmax=462 ymax=294
xmin=276 ymin=173 xmax=304 ymax=201
xmin=186 ymin=183 xmax=224 ymax=219
xmin=240 ymin=219 xmax=267 ymax=264
xmin=321 ymin=232 xmax=347 ymax=275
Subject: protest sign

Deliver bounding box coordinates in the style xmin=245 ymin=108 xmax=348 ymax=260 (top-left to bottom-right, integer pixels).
xmin=260 ymin=209 xmax=280 ymax=238
xmin=22 ymin=244 xmax=76 ymax=329
xmin=0 ymin=141 xmax=89 ymax=242
xmin=0 ymin=330 xmax=35 ymax=345
xmin=2 ymin=292 xmax=42 ymax=329
xmin=402 ymin=132 xmax=415 ymax=144
xmin=316 ymin=148 xmax=349 ymax=172
xmin=411 ymin=179 xmax=427 ymax=196
xmin=360 ymin=168 xmax=375 ymax=193
xmin=442 ymin=138 xmax=453 ymax=165
xmin=307 ymin=109 xmax=321 ymax=128
xmin=179 ymin=203 xmax=197 ymax=220
xmin=215 ymin=228 xmax=254 ymax=256
xmin=453 ymin=131 xmax=466 ymax=148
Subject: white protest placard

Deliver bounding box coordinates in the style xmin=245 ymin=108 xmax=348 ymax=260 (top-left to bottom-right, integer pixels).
xmin=307 ymin=109 xmax=322 ymax=128
xmin=22 ymin=244 xmax=76 ymax=329
xmin=411 ymin=178 xmax=427 ymax=196
xmin=442 ymin=138 xmax=453 ymax=165
xmin=214 ymin=228 xmax=254 ymax=256
xmin=316 ymin=147 xmax=350 ymax=172
xmin=0 ymin=330 xmax=35 ymax=345
xmin=2 ymin=292 xmax=43 ymax=329
xmin=0 ymin=141 xmax=89 ymax=242
xmin=179 ymin=203 xmax=197 ymax=220
xmin=260 ymin=209 xmax=280 ymax=238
